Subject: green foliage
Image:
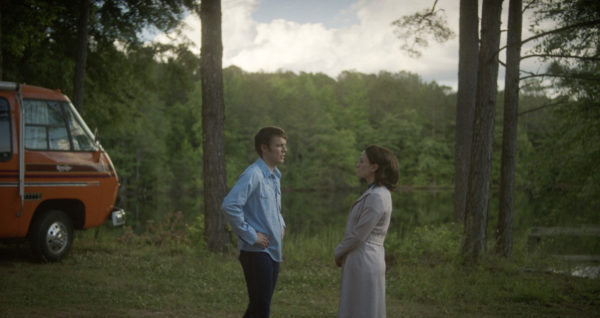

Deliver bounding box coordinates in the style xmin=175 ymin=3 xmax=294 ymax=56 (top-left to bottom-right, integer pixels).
xmin=528 ymin=98 xmax=600 ymax=225
xmin=1 ymin=0 xmax=194 ymax=87
xmin=0 ymin=4 xmax=598 ymax=316
xmin=187 ymin=213 xmax=208 ymax=251
xmin=220 ymin=68 xmax=456 ymax=193
xmin=2 ymin=0 xmax=598 ymax=231
xmin=120 ymin=211 xmax=190 ymax=249
xmin=524 ymin=0 xmax=600 ymax=226
xmin=530 ymin=0 xmax=600 ymax=64
xmin=386 ymin=223 xmax=462 ymax=266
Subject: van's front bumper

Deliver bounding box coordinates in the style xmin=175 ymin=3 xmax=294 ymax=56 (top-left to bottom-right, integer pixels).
xmin=111 ymin=209 xmax=126 ymax=226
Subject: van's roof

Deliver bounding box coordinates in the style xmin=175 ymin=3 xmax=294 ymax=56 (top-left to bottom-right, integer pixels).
xmin=0 ymin=81 xmax=68 ymax=101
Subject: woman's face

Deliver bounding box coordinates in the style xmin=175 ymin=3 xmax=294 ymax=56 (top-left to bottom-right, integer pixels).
xmin=356 ymin=151 xmax=377 ymax=182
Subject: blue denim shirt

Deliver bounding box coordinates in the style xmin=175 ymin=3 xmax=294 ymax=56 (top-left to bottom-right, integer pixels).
xmin=222 ymin=158 xmax=286 ymax=262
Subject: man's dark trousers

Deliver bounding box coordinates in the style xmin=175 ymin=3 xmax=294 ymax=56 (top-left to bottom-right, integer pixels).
xmin=239 ymin=250 xmax=280 ymax=318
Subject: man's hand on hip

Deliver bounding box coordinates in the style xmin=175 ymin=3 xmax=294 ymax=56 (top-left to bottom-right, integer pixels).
xmin=256 ymin=232 xmax=270 ymax=249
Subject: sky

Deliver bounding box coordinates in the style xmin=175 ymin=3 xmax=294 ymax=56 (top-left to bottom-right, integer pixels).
xmin=153 ymin=0 xmax=546 ymax=91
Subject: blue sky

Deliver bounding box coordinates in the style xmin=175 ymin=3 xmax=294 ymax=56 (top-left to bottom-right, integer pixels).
xmin=252 ymin=0 xmax=359 ymax=28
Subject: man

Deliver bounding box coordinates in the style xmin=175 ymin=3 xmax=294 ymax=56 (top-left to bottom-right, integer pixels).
xmin=222 ymin=126 xmax=287 ymax=318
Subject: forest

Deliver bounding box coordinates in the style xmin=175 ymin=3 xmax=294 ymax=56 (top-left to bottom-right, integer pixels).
xmin=1 ymin=1 xmax=599 ymax=316
xmin=0 ymin=0 xmax=600 ymax=318
xmin=1 ymin=0 xmax=598 ymax=246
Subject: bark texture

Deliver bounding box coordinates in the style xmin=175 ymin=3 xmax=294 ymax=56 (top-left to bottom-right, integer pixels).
xmin=73 ymin=0 xmax=90 ymax=111
xmin=463 ymin=0 xmax=504 ymax=264
xmin=496 ymin=0 xmax=522 ymax=259
xmin=200 ymin=0 xmax=229 ymax=252
xmin=454 ymin=0 xmax=479 ymax=222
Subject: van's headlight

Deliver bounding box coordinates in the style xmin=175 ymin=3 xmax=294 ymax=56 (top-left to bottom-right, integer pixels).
xmin=111 ymin=209 xmax=126 ymax=226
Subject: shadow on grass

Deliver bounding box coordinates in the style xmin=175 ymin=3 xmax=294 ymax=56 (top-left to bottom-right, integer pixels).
xmin=0 ymin=241 xmax=36 ymax=264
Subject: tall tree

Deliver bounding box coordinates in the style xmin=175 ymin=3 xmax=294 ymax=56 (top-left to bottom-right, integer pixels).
xmin=454 ymin=0 xmax=479 ymax=223
xmin=200 ymin=0 xmax=229 ymax=252
xmin=462 ymin=0 xmax=504 ymax=264
xmin=496 ymin=0 xmax=523 ymax=259
xmin=73 ymin=0 xmax=90 ymax=111
xmin=0 ymin=0 xmax=3 ymax=80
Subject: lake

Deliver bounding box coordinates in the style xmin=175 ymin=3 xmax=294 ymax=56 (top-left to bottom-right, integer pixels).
xmin=282 ymin=188 xmax=599 ymax=279
xmin=282 ymin=188 xmax=455 ymax=236
xmin=282 ymin=188 xmax=548 ymax=236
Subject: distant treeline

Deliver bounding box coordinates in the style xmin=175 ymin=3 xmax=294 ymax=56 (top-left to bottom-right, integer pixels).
xmin=2 ymin=1 xmax=596 ymax=228
xmin=6 ymin=43 xmax=596 ymax=227
xmin=61 ymin=45 xmax=572 ymax=225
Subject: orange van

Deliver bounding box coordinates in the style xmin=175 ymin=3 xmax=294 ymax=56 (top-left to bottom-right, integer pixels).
xmin=0 ymin=82 xmax=125 ymax=262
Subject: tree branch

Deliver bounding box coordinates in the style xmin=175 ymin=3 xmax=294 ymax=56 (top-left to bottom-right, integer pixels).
xmin=431 ymin=0 xmax=439 ymax=13
xmin=520 ymin=19 xmax=600 ymax=47
xmin=522 ymin=0 xmax=535 ymax=14
xmin=392 ymin=0 xmax=454 ymax=58
xmin=521 ymin=54 xmax=600 ymax=62
xmin=518 ymin=98 xmax=569 ymax=116
xmin=520 ymin=72 xmax=600 ymax=81
xmin=496 ymin=19 xmax=600 ymax=54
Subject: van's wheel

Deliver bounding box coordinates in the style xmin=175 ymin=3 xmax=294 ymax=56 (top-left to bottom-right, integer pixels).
xmin=30 ymin=210 xmax=73 ymax=262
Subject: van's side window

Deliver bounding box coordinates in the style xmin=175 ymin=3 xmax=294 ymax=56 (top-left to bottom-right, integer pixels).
xmin=0 ymin=99 xmax=11 ymax=161
xmin=24 ymin=100 xmax=97 ymax=152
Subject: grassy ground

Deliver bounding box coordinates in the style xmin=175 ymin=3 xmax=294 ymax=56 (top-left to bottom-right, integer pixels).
xmin=1 ymin=222 xmax=598 ymax=317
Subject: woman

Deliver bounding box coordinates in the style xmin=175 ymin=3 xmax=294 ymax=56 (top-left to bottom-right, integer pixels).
xmin=334 ymin=145 xmax=399 ymax=318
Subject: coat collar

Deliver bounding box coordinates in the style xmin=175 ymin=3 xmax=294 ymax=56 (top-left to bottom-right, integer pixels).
xmin=256 ymin=157 xmax=281 ymax=179
xmin=352 ymin=184 xmax=378 ymax=207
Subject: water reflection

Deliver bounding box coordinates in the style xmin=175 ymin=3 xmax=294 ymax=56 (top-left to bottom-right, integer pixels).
xmin=550 ymin=263 xmax=600 ymax=279
xmin=570 ymin=265 xmax=600 ymax=279
xmin=282 ymin=189 xmax=454 ymax=236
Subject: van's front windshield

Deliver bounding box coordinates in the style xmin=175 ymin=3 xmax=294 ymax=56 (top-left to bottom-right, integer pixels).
xmin=65 ymin=102 xmax=99 ymax=151
xmin=24 ymin=99 xmax=99 ymax=152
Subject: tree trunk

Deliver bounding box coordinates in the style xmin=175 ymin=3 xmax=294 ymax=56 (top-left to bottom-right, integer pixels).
xmin=73 ymin=0 xmax=90 ymax=111
xmin=200 ymin=0 xmax=229 ymax=252
xmin=454 ymin=0 xmax=479 ymax=223
xmin=462 ymin=0 xmax=503 ymax=264
xmin=496 ymin=0 xmax=522 ymax=259
xmin=0 ymin=0 xmax=3 ymax=81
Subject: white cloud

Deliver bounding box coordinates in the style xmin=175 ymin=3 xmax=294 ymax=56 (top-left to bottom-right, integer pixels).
xmin=152 ymin=0 xmax=550 ymax=91
xmin=223 ymin=0 xmax=460 ymax=84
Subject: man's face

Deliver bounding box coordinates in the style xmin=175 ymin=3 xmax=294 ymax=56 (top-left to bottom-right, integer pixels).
xmin=262 ymin=136 xmax=287 ymax=168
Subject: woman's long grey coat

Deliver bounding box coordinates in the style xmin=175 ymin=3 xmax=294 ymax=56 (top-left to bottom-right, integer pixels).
xmin=334 ymin=185 xmax=392 ymax=318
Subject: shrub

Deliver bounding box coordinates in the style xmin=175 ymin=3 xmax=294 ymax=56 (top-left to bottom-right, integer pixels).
xmin=385 ymin=223 xmax=462 ymax=266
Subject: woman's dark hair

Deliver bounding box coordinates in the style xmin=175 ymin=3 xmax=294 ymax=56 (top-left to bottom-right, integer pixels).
xmin=255 ymin=126 xmax=287 ymax=156
xmin=365 ymin=145 xmax=399 ymax=191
